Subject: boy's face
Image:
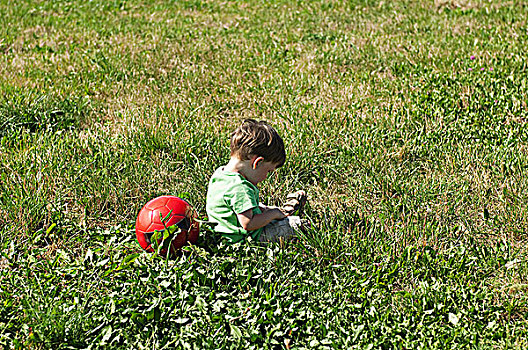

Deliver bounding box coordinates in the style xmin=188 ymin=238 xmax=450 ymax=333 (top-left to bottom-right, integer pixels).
xmin=247 ymin=158 xmax=278 ymax=185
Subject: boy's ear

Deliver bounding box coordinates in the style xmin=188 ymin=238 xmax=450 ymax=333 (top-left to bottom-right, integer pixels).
xmin=252 ymin=156 xmax=264 ymax=169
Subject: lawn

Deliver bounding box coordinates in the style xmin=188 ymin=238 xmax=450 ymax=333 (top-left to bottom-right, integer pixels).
xmin=1 ymin=0 xmax=528 ymax=348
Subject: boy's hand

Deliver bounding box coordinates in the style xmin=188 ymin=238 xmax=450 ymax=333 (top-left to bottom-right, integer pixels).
xmin=237 ymin=207 xmax=287 ymax=231
xmin=282 ymin=190 xmax=307 ymax=216
xmin=272 ymin=207 xmax=288 ymax=219
xmin=259 ymin=204 xmax=287 ymax=215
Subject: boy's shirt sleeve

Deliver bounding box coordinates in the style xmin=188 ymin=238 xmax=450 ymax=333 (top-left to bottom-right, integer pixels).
xmin=224 ymin=181 xmax=259 ymax=215
xmin=206 ymin=169 xmax=263 ymax=243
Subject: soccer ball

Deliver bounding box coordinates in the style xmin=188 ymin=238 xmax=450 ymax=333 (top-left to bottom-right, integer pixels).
xmin=135 ymin=196 xmax=200 ymax=256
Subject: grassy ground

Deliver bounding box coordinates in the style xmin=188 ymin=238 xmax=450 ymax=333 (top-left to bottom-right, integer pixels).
xmin=1 ymin=0 xmax=528 ymax=348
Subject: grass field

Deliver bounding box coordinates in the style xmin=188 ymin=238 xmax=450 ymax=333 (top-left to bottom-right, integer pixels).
xmin=1 ymin=0 xmax=528 ymax=348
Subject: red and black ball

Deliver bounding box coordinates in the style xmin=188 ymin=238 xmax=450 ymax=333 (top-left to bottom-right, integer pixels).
xmin=135 ymin=196 xmax=199 ymax=256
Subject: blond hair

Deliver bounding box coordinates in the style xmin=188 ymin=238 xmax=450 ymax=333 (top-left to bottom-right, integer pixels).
xmin=230 ymin=119 xmax=286 ymax=167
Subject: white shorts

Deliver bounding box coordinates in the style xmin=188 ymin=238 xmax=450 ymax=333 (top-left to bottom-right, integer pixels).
xmin=259 ymin=216 xmax=302 ymax=242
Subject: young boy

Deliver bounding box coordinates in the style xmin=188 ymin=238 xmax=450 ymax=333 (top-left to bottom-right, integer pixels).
xmin=206 ymin=119 xmax=306 ymax=243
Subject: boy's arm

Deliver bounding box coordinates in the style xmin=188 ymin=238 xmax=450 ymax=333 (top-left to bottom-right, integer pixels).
xmin=259 ymin=203 xmax=279 ymax=212
xmin=237 ymin=207 xmax=287 ymax=232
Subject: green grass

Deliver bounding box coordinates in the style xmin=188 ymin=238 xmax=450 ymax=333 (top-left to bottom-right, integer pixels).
xmin=1 ymin=0 xmax=528 ymax=348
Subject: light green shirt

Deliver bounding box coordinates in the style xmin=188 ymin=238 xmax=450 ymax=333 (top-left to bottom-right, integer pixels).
xmin=206 ymin=167 xmax=262 ymax=243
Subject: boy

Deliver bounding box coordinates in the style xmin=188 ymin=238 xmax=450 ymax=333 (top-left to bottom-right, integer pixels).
xmin=206 ymin=119 xmax=307 ymax=243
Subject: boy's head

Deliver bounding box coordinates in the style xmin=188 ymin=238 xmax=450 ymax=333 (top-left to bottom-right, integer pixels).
xmin=230 ymin=119 xmax=286 ymax=167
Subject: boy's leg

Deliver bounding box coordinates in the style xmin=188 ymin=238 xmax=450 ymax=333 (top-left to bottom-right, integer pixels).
xmin=259 ymin=216 xmax=304 ymax=242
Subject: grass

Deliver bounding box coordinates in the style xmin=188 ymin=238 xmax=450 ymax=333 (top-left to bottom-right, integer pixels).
xmin=1 ymin=0 xmax=528 ymax=348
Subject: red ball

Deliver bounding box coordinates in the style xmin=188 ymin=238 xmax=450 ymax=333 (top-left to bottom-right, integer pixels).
xmin=135 ymin=196 xmax=200 ymax=256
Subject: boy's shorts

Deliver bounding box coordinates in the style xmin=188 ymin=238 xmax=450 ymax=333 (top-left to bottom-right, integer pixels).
xmin=259 ymin=216 xmax=303 ymax=242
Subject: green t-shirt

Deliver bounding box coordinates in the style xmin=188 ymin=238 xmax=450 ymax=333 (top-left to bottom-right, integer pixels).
xmin=206 ymin=167 xmax=262 ymax=243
